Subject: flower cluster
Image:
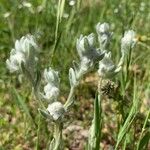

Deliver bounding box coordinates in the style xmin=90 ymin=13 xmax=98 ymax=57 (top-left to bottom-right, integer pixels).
xmin=43 ymin=68 xmax=60 ymax=103
xmin=96 ymin=22 xmax=113 ymax=50
xmin=6 ymin=23 xmax=137 ymax=120
xmin=42 ymin=68 xmax=65 ymax=121
xmin=47 ymin=102 xmax=65 ymax=121
xmin=96 ymin=23 xmax=137 ymax=79
xmin=6 ymin=35 xmax=39 ymax=80
xmin=6 ymin=35 xmax=65 ymax=122
xmin=121 ymin=30 xmax=137 ymax=56
xmin=6 ymin=22 xmax=138 ymax=150
xmin=69 ymin=33 xmax=105 ymax=87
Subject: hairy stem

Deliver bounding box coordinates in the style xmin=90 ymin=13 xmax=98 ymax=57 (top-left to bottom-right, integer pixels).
xmin=49 ymin=122 xmax=63 ymax=150
xmin=64 ymin=85 xmax=76 ymax=110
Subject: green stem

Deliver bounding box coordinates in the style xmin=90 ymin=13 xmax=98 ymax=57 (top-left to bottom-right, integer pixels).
xmin=64 ymin=86 xmax=76 ymax=110
xmin=7 ymin=17 xmax=15 ymax=43
xmin=125 ymin=47 xmax=132 ymax=87
xmin=77 ymin=0 xmax=81 ymax=10
xmin=36 ymin=113 xmax=41 ymax=150
xmin=50 ymin=0 xmax=62 ymax=64
xmin=49 ymin=122 xmax=63 ymax=150
xmin=88 ymin=78 xmax=102 ymax=150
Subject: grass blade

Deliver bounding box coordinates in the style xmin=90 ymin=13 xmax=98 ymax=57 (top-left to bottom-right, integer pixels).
xmin=137 ymin=132 xmax=150 ymax=150
xmin=12 ymin=87 xmax=36 ymax=127
xmin=88 ymin=93 xmax=102 ymax=150
xmin=115 ymin=76 xmax=139 ymax=149
xmin=136 ymin=110 xmax=150 ymax=150
xmin=50 ymin=0 xmax=65 ymax=63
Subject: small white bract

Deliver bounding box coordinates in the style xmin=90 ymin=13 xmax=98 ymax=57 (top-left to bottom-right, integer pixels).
xmin=6 ymin=34 xmax=38 ymax=74
xmin=44 ymin=84 xmax=60 ymax=103
xmin=47 ymin=102 xmax=65 ymax=121
xmin=121 ymin=30 xmax=137 ymax=55
xmin=98 ymin=52 xmax=121 ymax=79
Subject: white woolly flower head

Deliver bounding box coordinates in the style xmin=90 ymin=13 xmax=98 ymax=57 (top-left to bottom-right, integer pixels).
xmin=14 ymin=34 xmax=38 ymax=56
xmin=74 ymin=33 xmax=105 ymax=81
xmin=96 ymin=22 xmax=112 ymax=50
xmin=43 ymin=68 xmax=60 ymax=103
xmin=43 ymin=84 xmax=60 ymax=103
xmin=76 ymin=33 xmax=105 ymax=61
xmin=96 ymin=22 xmax=110 ymax=34
xmin=44 ymin=67 xmax=60 ymax=86
xmin=47 ymin=102 xmax=65 ymax=121
xmin=6 ymin=34 xmax=38 ymax=73
xmin=76 ymin=33 xmax=96 ymax=59
xmin=121 ymin=30 xmax=137 ymax=55
xmin=98 ymin=52 xmax=121 ymax=79
xmin=6 ymin=50 xmax=25 ymax=73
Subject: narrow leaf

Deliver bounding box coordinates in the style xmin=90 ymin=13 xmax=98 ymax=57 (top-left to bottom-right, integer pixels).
xmin=38 ymin=108 xmax=50 ymax=119
xmin=69 ymin=68 xmax=77 ymax=87
xmin=12 ymin=88 xmax=36 ymax=127
xmin=138 ymin=132 xmax=150 ymax=150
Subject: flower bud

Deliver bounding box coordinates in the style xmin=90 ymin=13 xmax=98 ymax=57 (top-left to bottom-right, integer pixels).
xmin=96 ymin=22 xmax=112 ymax=50
xmin=47 ymin=102 xmax=65 ymax=121
xmin=6 ymin=34 xmax=39 ymax=75
xmin=6 ymin=50 xmax=25 ymax=73
xmin=96 ymin=22 xmax=110 ymax=34
xmin=44 ymin=67 xmax=60 ymax=86
xmin=43 ymin=68 xmax=60 ymax=103
xmin=121 ymin=30 xmax=137 ymax=55
xmin=43 ymin=83 xmax=60 ymax=103
xmin=76 ymin=33 xmax=95 ymax=59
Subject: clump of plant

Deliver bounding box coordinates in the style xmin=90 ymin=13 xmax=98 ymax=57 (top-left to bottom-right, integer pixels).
xmin=6 ymin=21 xmax=138 ymax=150
xmin=88 ymin=23 xmax=137 ymax=150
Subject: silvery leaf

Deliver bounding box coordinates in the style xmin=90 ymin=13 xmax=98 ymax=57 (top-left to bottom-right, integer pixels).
xmin=38 ymin=108 xmax=51 ymax=119
xmin=69 ymin=68 xmax=77 ymax=87
xmin=72 ymin=60 xmax=80 ymax=74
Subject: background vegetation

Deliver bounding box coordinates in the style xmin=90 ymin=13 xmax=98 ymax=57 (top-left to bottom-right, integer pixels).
xmin=0 ymin=0 xmax=150 ymax=149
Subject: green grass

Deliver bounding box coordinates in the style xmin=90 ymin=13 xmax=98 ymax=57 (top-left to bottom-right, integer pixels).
xmin=0 ymin=0 xmax=150 ymax=149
